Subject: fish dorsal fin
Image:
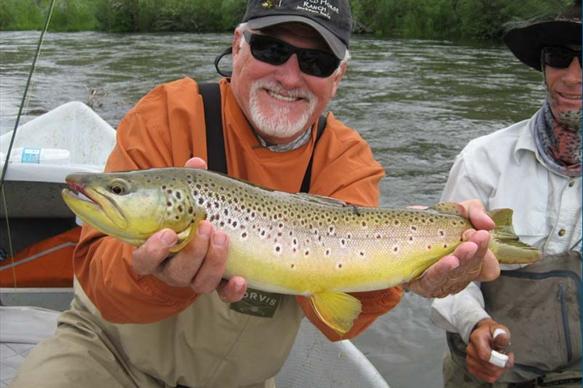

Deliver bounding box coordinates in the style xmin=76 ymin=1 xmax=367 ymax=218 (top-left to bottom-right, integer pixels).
xmin=430 ymin=202 xmax=465 ymax=216
xmin=294 ymin=193 xmax=352 ymax=208
xmin=309 ymin=291 xmax=362 ymax=336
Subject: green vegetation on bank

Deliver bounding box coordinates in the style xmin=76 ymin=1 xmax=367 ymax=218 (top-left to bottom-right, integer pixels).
xmin=0 ymin=0 xmax=573 ymax=40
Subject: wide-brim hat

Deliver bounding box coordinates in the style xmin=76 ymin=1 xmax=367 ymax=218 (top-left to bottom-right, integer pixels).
xmin=503 ymin=2 xmax=581 ymax=71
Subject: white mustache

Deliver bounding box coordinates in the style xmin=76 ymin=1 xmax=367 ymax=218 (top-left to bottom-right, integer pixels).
xmin=248 ymin=79 xmax=317 ymax=140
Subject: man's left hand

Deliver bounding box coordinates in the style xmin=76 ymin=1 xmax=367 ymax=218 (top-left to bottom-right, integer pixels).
xmin=405 ymin=200 xmax=500 ymax=298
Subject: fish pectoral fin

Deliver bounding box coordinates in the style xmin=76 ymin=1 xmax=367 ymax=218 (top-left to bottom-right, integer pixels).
xmin=309 ymin=291 xmax=362 ymax=336
xmin=170 ymin=222 xmax=198 ymax=253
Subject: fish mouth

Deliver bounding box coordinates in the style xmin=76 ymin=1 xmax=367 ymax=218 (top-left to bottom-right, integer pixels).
xmin=63 ymin=180 xmax=97 ymax=208
xmin=62 ymin=179 xmax=128 ymax=229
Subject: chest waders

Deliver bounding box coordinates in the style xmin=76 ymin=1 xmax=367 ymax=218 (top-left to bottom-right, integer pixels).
xmin=447 ymin=251 xmax=582 ymax=384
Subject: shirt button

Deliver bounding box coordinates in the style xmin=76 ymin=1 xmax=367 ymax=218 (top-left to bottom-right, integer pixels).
xmin=569 ymin=181 xmax=575 ymax=187
xmin=558 ymin=229 xmax=566 ymax=237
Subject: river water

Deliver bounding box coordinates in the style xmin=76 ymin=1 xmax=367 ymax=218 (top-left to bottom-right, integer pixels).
xmin=0 ymin=31 xmax=545 ymax=388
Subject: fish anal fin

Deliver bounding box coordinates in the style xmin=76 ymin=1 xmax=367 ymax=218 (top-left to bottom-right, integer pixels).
xmin=309 ymin=291 xmax=362 ymax=336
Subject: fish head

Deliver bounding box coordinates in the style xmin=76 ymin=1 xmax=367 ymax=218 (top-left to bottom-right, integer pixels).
xmin=61 ymin=169 xmax=195 ymax=247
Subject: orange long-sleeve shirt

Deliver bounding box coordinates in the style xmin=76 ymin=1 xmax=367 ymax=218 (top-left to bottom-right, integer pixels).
xmin=74 ymin=77 xmax=402 ymax=340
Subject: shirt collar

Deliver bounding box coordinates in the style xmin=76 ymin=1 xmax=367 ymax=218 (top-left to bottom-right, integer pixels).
xmin=513 ymin=110 xmax=540 ymax=164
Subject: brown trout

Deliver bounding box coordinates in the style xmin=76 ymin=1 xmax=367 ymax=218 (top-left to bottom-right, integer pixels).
xmin=62 ymin=168 xmax=540 ymax=334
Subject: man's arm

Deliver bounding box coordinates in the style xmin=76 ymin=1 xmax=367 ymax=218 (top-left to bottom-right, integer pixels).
xmin=74 ymin=83 xmax=245 ymax=323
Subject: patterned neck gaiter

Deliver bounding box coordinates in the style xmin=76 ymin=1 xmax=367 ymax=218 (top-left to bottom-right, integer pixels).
xmin=534 ymin=99 xmax=581 ymax=177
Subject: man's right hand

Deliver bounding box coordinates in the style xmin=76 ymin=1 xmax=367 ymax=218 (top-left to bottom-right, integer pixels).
xmin=466 ymin=318 xmax=515 ymax=383
xmin=131 ymin=156 xmax=247 ymax=303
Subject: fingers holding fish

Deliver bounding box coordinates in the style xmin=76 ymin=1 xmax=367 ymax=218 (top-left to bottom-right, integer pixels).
xmin=405 ymin=229 xmax=496 ymax=298
xmin=462 ymin=228 xmax=500 ymax=282
xmin=217 ymin=277 xmax=247 ymax=303
xmin=458 ymin=199 xmax=495 ymax=231
xmin=132 ymin=229 xmax=179 ymax=277
xmin=184 ymin=157 xmax=208 ymax=170
xmin=130 ymin=221 xmax=213 ymax=289
xmin=189 ymin=226 xmax=229 ymax=294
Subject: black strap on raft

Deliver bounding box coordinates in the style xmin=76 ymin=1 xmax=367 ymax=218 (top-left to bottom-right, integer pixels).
xmin=198 ymin=82 xmax=326 ymax=193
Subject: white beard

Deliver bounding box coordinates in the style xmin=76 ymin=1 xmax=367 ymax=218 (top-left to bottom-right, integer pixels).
xmin=248 ymin=79 xmax=317 ymax=140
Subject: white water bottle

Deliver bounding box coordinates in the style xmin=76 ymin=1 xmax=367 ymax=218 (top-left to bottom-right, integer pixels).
xmin=0 ymin=147 xmax=71 ymax=165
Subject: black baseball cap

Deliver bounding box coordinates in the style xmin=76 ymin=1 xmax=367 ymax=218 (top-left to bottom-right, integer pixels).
xmin=242 ymin=0 xmax=352 ymax=59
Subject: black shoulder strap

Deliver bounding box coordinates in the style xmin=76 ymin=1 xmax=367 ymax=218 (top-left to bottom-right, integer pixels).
xmin=198 ymin=82 xmax=325 ymax=191
xmin=300 ymin=114 xmax=327 ymax=193
xmin=199 ymin=82 xmax=227 ymax=174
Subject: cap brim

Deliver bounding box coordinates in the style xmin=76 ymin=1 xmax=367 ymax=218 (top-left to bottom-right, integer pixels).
xmin=246 ymin=15 xmax=347 ymax=59
xmin=503 ymin=20 xmax=581 ymax=71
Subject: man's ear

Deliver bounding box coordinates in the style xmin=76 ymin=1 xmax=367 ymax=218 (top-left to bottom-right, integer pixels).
xmin=232 ymin=29 xmax=243 ymax=57
xmin=330 ymin=62 xmax=347 ymax=98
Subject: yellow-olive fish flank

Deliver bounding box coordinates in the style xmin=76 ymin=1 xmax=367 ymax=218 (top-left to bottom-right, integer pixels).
xmin=62 ymin=168 xmax=540 ymax=335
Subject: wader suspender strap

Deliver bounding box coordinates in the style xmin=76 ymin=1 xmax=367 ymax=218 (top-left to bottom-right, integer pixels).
xmin=198 ymin=82 xmax=327 ymax=193
xmin=299 ymin=115 xmax=327 ymax=193
xmin=199 ymin=83 xmax=227 ymax=174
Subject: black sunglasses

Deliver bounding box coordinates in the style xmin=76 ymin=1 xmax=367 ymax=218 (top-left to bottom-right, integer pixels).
xmin=243 ymin=31 xmax=341 ymax=78
xmin=542 ymin=46 xmax=582 ymax=69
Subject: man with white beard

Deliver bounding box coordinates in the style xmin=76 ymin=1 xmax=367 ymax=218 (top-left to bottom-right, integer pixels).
xmin=12 ymin=1 xmax=499 ymax=387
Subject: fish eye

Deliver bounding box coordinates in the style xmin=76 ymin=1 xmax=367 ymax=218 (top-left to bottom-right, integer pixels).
xmin=108 ymin=179 xmax=130 ymax=195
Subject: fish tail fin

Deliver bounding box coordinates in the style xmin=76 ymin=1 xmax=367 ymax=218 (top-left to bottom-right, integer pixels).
xmin=488 ymin=209 xmax=541 ymax=264
xmin=309 ymin=291 xmax=362 ymax=336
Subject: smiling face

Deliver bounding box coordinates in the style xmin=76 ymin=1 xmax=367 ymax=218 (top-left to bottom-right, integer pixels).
xmin=230 ymin=23 xmax=346 ymax=144
xmin=544 ymin=49 xmax=582 ymax=129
